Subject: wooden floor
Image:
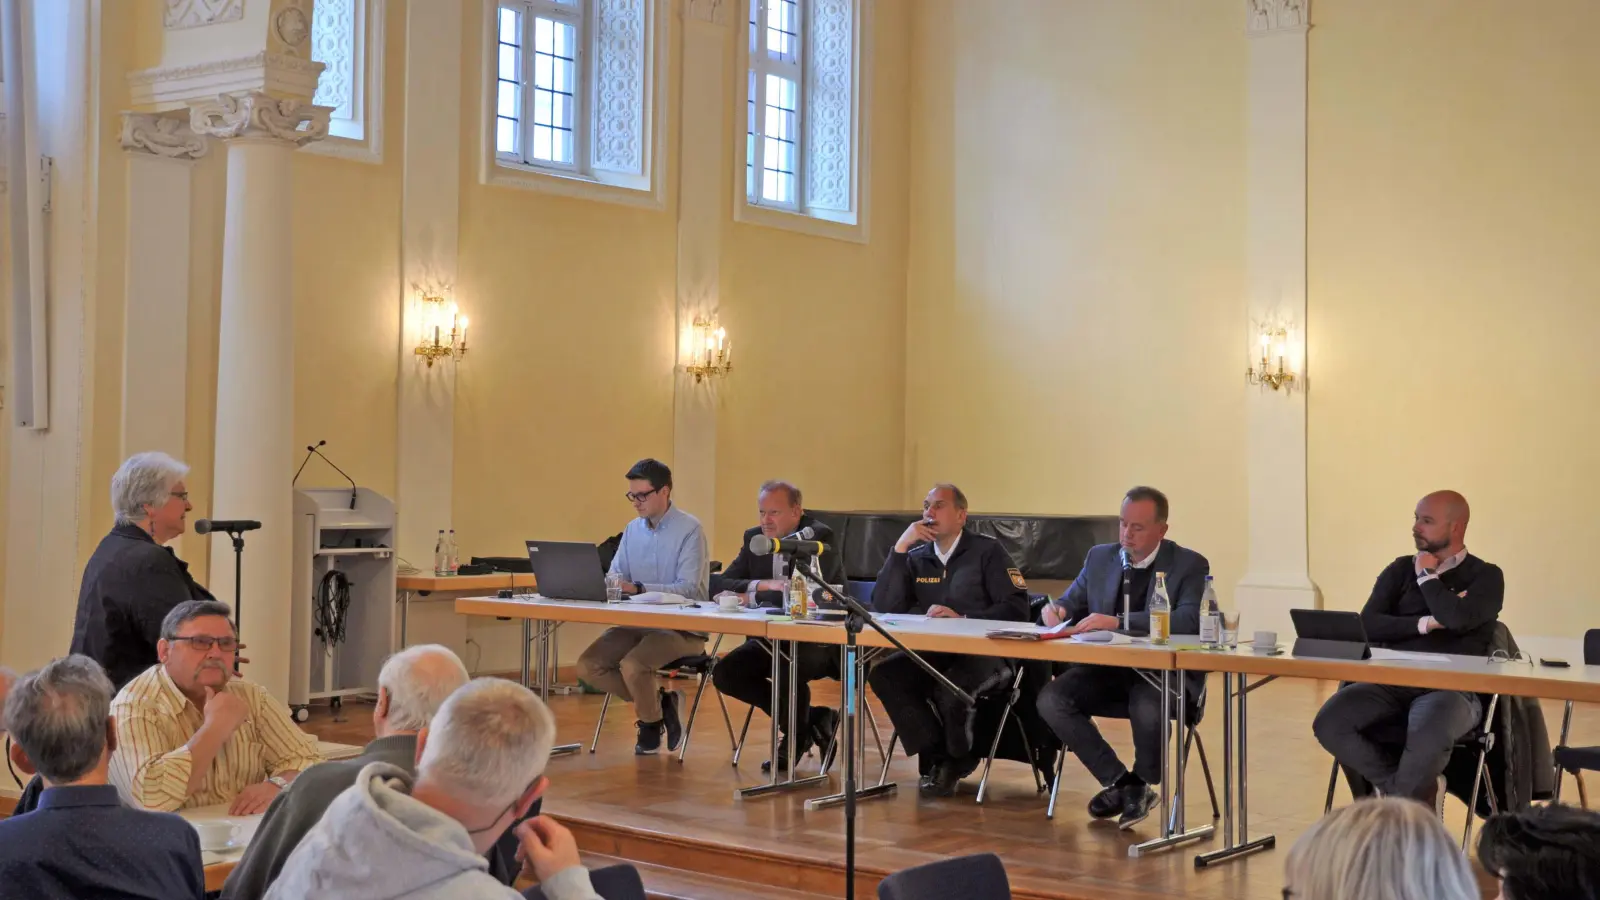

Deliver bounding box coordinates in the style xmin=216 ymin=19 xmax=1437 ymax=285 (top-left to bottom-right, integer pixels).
xmin=305 ymin=671 xmax=1598 ymax=900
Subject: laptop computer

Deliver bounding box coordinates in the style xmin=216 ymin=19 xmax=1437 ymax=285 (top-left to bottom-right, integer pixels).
xmin=1290 ymin=609 xmax=1373 ymax=660
xmin=524 ymin=541 xmax=608 ymax=602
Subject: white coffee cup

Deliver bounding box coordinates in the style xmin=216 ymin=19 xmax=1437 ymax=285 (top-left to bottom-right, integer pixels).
xmin=716 ymin=592 xmax=744 ymax=612
xmin=195 ymin=821 xmax=242 ymax=851
xmin=1252 ymin=630 xmax=1278 ymax=650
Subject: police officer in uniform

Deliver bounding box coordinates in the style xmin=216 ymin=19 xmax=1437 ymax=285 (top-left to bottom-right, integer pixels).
xmin=867 ymin=483 xmax=1030 ymax=797
xmin=711 ymin=480 xmax=845 ymax=772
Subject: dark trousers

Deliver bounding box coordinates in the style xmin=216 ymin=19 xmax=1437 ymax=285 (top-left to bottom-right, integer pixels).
xmin=868 ymin=651 xmax=1009 ymax=762
xmin=1036 ymin=664 xmax=1165 ymax=786
xmin=1312 ymin=683 xmax=1482 ymax=800
xmin=711 ymin=638 xmax=838 ymax=735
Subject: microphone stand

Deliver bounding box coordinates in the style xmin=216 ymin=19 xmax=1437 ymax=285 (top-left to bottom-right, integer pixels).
xmin=227 ymin=527 xmax=248 ymax=641
xmin=798 ymin=555 xmax=972 ymax=900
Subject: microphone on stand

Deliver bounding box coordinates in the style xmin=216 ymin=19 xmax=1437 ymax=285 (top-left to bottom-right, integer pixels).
xmin=296 ymin=440 xmax=359 ymax=509
xmin=749 ymin=534 xmax=831 ymax=557
xmin=1121 ymin=556 xmax=1133 ymax=631
xmin=195 ymin=518 xmax=262 ymax=534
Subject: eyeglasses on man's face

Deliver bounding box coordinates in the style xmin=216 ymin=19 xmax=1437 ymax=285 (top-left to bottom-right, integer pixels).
xmin=625 ymin=488 xmax=660 ymax=504
xmin=169 ymin=635 xmax=238 ymax=653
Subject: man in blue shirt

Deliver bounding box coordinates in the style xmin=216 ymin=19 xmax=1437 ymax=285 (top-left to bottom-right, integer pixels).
xmin=575 ymin=458 xmax=709 ymax=755
xmin=0 ymin=655 xmax=204 ymax=900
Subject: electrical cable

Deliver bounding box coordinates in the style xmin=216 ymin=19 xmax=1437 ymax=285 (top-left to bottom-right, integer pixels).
xmin=313 ymin=569 xmax=353 ymax=646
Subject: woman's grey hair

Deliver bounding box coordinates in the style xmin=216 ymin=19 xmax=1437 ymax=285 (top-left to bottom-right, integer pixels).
xmin=1284 ymin=798 xmax=1477 ymax=900
xmin=378 ymin=644 xmax=470 ymax=732
xmin=417 ymin=678 xmax=556 ymax=809
xmin=112 ymin=451 xmax=189 ymax=525
xmin=3 ymin=655 xmax=114 ymax=784
xmin=160 ymin=600 xmax=236 ymax=639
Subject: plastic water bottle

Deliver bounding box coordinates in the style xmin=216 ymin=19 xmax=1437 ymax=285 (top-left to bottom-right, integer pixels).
xmin=788 ymin=570 xmax=809 ymax=620
xmin=1149 ymin=572 xmax=1171 ymax=645
xmin=1199 ymin=576 xmax=1221 ymax=648
xmin=433 ymin=531 xmax=448 ymax=577
xmin=446 ymin=529 xmax=460 ymax=574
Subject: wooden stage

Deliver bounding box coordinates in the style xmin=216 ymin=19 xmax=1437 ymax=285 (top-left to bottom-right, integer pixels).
xmin=304 ymin=667 xmax=1591 ymax=899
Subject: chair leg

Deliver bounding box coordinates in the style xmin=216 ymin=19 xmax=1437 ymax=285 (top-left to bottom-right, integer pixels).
xmin=1324 ymin=758 xmax=1340 ymax=814
xmin=1463 ymin=747 xmax=1490 ymax=851
xmin=975 ymin=668 xmax=1025 ymax=805
xmin=731 ymin=706 xmax=755 ymax=768
xmin=878 ymin=731 xmax=899 ymax=786
xmin=590 ymin=694 xmax=612 ymax=754
xmin=1554 ymin=700 xmax=1574 ymax=804
xmin=1019 ymin=722 xmax=1044 ymax=794
xmin=1577 ymin=772 xmax=1589 ymax=810
xmin=676 ymin=672 xmax=712 ymax=763
xmin=1046 ymin=747 xmax=1066 ymax=820
xmin=1192 ymin=729 xmax=1220 ymax=819
xmin=865 ymin=701 xmax=888 ymax=766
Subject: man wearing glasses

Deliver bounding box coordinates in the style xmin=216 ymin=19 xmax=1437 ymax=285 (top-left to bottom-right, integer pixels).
xmin=109 ymin=600 xmax=320 ymax=814
xmin=575 ymin=458 xmax=710 ymax=755
xmin=71 ymin=452 xmax=216 ymax=691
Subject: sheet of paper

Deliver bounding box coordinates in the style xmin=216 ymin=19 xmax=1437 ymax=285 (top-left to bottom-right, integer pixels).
xmin=1369 ymin=648 xmax=1453 ymax=662
xmin=1043 ymin=620 xmax=1070 ymax=635
xmin=624 ymin=592 xmax=692 ymax=606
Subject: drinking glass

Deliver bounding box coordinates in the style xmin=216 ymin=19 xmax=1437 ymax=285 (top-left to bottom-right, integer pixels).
xmin=1221 ymin=610 xmax=1242 ymax=649
xmin=605 ymin=572 xmax=625 ymax=604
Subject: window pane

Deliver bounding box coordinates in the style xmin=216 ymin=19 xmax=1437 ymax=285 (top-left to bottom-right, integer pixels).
xmin=497 ymin=117 xmax=518 ymax=154
xmin=499 ymin=44 xmax=519 ymax=81
xmin=534 ymin=16 xmax=553 ymax=54
xmin=533 ymin=125 xmax=552 ymax=160
xmin=533 ymin=88 xmax=552 ymax=124
xmin=552 ymin=54 xmax=572 ymax=93
xmin=749 ymin=0 xmax=759 ymax=53
xmin=499 ymin=6 xmax=520 ymax=43
xmin=498 ymin=81 xmax=521 ymax=117
xmin=767 ymin=0 xmax=798 ymax=63
xmin=760 ymin=75 xmax=798 ymax=205
xmin=554 ymin=128 xmax=573 ymax=164
xmin=534 ymin=53 xmax=553 ymax=87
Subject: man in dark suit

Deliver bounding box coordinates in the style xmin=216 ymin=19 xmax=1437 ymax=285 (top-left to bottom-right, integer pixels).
xmin=867 ymin=483 xmax=1030 ymax=797
xmin=710 ymin=480 xmax=845 ymax=771
xmin=1036 ymin=486 xmax=1209 ymax=829
xmin=0 ymin=655 xmax=204 ymax=900
xmin=1313 ymin=490 xmax=1503 ymax=809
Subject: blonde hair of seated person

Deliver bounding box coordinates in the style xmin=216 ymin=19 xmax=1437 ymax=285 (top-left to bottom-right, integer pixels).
xmin=1284 ymin=797 xmax=1477 ymax=900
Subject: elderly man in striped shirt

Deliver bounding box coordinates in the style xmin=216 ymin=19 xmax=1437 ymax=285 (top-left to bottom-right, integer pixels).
xmin=109 ymin=600 xmax=320 ymax=815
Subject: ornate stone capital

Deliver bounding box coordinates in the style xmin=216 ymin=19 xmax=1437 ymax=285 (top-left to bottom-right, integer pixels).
xmin=128 ymin=52 xmax=325 ymax=110
xmin=1247 ymin=0 xmax=1308 ymax=35
xmin=189 ymin=92 xmax=331 ymax=146
xmin=121 ymin=112 xmax=210 ymax=160
xmin=685 ymin=0 xmax=730 ymax=27
xmin=165 ymin=0 xmax=244 ymax=30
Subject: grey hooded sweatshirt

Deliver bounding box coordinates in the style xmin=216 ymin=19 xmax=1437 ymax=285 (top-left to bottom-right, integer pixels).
xmin=264 ymin=763 xmax=599 ymax=900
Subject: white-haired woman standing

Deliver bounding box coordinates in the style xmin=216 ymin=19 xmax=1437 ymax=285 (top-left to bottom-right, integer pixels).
xmin=69 ymin=451 xmax=216 ymax=691
xmin=1283 ymin=797 xmax=1478 ymax=900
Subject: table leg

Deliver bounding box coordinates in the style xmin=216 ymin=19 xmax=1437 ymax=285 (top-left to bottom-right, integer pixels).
xmin=1132 ymin=671 xmax=1213 ymax=857
xmin=520 ymin=619 xmax=532 ymax=688
xmin=1194 ymin=673 xmax=1275 ymax=868
xmin=807 ymin=646 xmax=897 ymax=811
xmin=737 ymin=639 xmax=828 ymax=800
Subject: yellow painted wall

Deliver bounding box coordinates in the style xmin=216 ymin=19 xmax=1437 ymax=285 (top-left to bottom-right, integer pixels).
xmin=904 ymin=0 xmax=1249 ymax=589
xmin=714 ymin=0 xmax=911 ymax=559
xmin=1306 ymin=0 xmax=1600 ymax=638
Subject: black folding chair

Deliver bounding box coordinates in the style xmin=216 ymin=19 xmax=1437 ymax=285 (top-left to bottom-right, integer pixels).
xmin=588 ymin=635 xmax=739 ymax=763
xmin=877 ymin=853 xmax=1010 ymax=900
xmin=1553 ymin=628 xmax=1600 ymax=808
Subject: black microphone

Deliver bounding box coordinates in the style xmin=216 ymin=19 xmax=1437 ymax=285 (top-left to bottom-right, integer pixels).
xmin=195 ymin=518 xmax=262 ymax=534
xmin=749 ymin=534 xmax=830 ymax=557
xmin=1121 ymin=557 xmax=1133 ymax=629
xmin=303 ymin=440 xmax=359 ymax=509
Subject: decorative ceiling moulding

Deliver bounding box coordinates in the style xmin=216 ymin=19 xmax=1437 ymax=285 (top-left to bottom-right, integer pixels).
xmin=120 ymin=111 xmax=210 ymax=160
xmin=685 ymin=0 xmax=731 ymax=27
xmin=127 ymin=51 xmax=325 ymax=111
xmin=190 ymin=91 xmax=332 ymax=146
xmin=165 ymin=0 xmax=245 ymax=30
xmin=1246 ymin=0 xmax=1308 ymax=36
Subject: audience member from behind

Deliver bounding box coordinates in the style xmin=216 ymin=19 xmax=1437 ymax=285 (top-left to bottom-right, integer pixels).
xmin=0 ymin=655 xmax=204 ymax=900
xmin=110 ymin=600 xmax=320 ymax=813
xmin=1478 ymin=803 xmax=1600 ymax=900
xmin=223 ymin=645 xmax=474 ymax=900
xmin=267 ymin=677 xmax=603 ymax=899
xmin=1282 ymin=797 xmax=1477 ymax=900
xmin=71 ymin=452 xmax=215 ymax=690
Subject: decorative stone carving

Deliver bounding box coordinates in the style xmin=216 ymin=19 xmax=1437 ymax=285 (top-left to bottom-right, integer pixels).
xmin=128 ymin=51 xmax=325 ymax=108
xmin=165 ymin=0 xmax=244 ymax=30
xmin=685 ymin=0 xmax=729 ymax=27
xmin=593 ymin=0 xmax=646 ymax=175
xmin=311 ymin=0 xmax=356 ymax=120
xmin=120 ymin=112 xmax=210 ymax=160
xmin=189 ymin=91 xmax=331 ymax=146
xmin=276 ymin=7 xmax=311 ymax=47
xmin=269 ymin=0 xmax=316 ymax=58
xmin=1247 ymin=0 xmax=1308 ymax=35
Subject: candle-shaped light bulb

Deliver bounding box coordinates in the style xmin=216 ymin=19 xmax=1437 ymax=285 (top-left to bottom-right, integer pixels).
xmin=459 ymin=316 xmax=469 ymax=348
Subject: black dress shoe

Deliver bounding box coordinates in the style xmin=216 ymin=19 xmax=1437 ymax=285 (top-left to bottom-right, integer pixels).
xmin=1118 ymin=786 xmax=1158 ymax=830
xmin=1088 ymin=784 xmax=1124 ymax=819
xmin=660 ymin=690 xmax=684 ymax=752
xmin=809 ymin=707 xmax=841 ymax=767
xmin=922 ymin=760 xmax=962 ymax=798
xmin=760 ymin=726 xmax=816 ymax=773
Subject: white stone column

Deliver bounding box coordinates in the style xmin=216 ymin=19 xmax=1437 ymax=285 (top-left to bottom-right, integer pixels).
xmin=1236 ymin=0 xmax=1316 ymax=639
xmin=671 ymin=0 xmax=730 ymax=546
xmin=190 ymin=92 xmax=329 ymax=700
xmin=119 ymin=112 xmax=207 ymax=459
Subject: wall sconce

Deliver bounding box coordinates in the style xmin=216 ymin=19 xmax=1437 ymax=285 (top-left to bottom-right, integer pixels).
xmin=683 ymin=316 xmax=732 ymax=383
xmin=413 ymin=291 xmax=469 ymax=368
xmin=1246 ymin=321 xmax=1297 ymax=391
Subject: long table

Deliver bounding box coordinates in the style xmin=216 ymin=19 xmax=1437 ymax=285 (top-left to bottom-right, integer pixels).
xmin=395 ymin=573 xmax=538 ymax=649
xmin=1180 ymin=640 xmax=1600 ymax=869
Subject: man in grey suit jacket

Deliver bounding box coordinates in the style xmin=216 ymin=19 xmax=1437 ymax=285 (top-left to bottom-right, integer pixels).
xmin=1036 ymin=487 xmax=1210 ymax=829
